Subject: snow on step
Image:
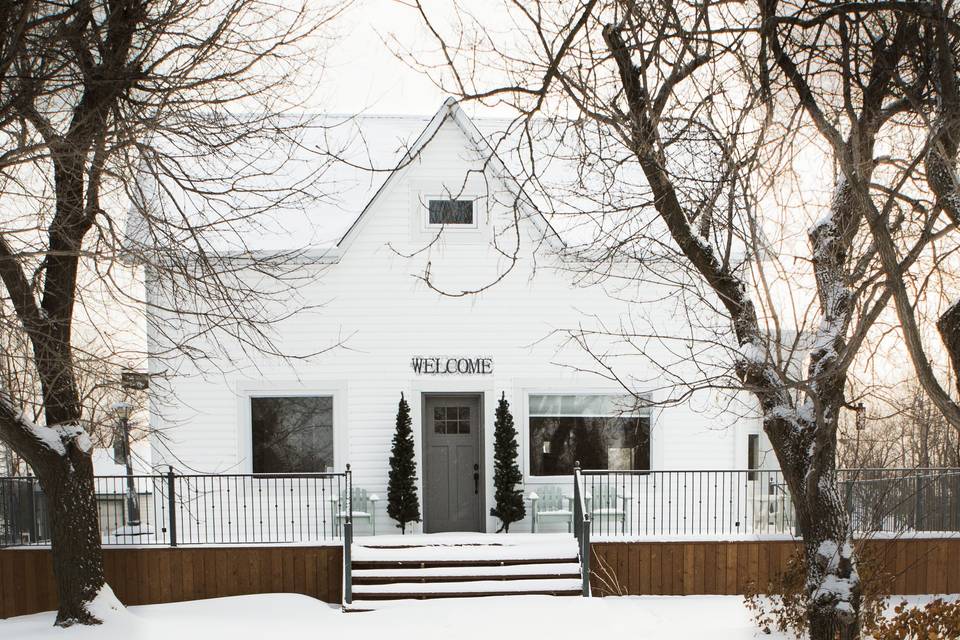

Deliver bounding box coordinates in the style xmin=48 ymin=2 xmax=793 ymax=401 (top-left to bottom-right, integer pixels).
xmin=347 ymin=534 xmax=583 ymax=607
xmin=353 ymin=533 xmax=578 ymax=563
xmin=352 ymin=562 xmax=581 ymax=580
xmin=353 ymin=578 xmax=582 ymax=596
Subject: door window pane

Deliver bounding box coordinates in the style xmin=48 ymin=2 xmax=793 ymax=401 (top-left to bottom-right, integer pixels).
xmin=433 ymin=405 xmax=471 ymax=434
xmin=252 ymin=396 xmax=333 ymax=473
xmin=529 ymin=394 xmax=650 ymax=475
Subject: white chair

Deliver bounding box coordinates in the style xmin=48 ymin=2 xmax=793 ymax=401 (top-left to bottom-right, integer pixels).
xmin=529 ymin=486 xmax=574 ymax=532
xmin=331 ymin=488 xmax=380 ymax=535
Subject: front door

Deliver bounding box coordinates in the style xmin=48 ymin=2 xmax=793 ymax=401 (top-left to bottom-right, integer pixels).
xmin=423 ymin=394 xmax=483 ymax=532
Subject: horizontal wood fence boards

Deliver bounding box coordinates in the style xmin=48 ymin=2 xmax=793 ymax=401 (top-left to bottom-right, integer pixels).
xmin=590 ymin=538 xmax=960 ymax=597
xmin=0 ymin=545 xmax=342 ymax=619
xmin=4 ymin=538 xmax=959 ymax=618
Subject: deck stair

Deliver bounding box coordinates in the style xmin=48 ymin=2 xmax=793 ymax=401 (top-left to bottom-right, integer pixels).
xmin=345 ymin=533 xmax=582 ymax=611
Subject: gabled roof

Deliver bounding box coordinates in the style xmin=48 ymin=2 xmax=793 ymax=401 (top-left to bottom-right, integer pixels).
xmin=126 ymin=101 xmax=573 ymax=262
xmin=334 ymin=97 xmax=565 ymax=257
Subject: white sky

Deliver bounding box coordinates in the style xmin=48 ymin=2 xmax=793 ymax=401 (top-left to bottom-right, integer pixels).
xmin=314 ymin=1 xmax=452 ymax=115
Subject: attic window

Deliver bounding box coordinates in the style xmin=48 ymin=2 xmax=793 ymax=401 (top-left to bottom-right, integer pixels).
xmin=428 ymin=199 xmax=474 ymax=226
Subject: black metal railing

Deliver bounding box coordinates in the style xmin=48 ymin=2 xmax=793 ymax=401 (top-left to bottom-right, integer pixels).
xmin=0 ymin=477 xmax=49 ymax=546
xmin=839 ymin=468 xmax=960 ymax=533
xmin=1 ymin=468 xmax=351 ymax=547
xmin=572 ymin=462 xmax=591 ymax=596
xmin=4 ymin=467 xmax=959 ymax=551
xmin=572 ymin=468 xmax=960 ymax=538
xmin=575 ymin=469 xmax=796 ymax=537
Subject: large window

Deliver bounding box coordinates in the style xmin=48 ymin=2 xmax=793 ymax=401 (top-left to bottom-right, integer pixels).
xmin=528 ymin=394 xmax=650 ymax=476
xmin=251 ymin=396 xmax=333 ymax=473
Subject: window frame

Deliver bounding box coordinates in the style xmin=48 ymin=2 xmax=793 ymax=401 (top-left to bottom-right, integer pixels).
xmin=524 ymin=391 xmax=653 ymax=479
xmin=422 ymin=195 xmax=480 ymax=231
xmin=249 ymin=395 xmax=335 ymax=475
xmin=747 ymin=433 xmax=760 ymax=481
xmin=237 ymin=382 xmax=346 ymax=475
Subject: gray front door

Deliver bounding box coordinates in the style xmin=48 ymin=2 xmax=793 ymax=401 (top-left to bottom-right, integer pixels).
xmin=423 ymin=394 xmax=482 ymax=532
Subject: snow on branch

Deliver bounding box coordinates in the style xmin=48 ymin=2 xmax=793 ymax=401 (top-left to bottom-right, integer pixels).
xmin=0 ymin=385 xmax=90 ymax=459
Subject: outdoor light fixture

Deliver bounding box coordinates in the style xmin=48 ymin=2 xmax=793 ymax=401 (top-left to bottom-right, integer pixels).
xmin=111 ymin=401 xmax=133 ymax=421
xmin=111 ymin=401 xmax=140 ymax=528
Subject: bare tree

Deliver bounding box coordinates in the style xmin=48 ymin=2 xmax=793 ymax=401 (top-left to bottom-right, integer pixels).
xmin=840 ymin=384 xmax=960 ymax=469
xmin=398 ymin=1 xmax=960 ymax=636
xmin=0 ymin=0 xmax=346 ymax=625
xmin=760 ymin=0 xmax=960 ymax=438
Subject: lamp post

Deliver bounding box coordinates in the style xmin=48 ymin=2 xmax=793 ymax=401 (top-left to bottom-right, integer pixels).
xmin=111 ymin=401 xmax=140 ymax=528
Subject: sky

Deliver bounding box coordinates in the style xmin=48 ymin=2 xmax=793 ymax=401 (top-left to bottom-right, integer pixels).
xmin=314 ymin=1 xmax=453 ymax=116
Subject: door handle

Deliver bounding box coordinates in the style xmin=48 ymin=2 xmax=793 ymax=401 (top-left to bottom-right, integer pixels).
xmin=473 ymin=463 xmax=479 ymax=495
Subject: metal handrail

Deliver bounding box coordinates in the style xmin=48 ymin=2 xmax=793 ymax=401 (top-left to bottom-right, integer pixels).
xmin=343 ymin=464 xmax=353 ymax=607
xmin=573 ymin=462 xmax=591 ymax=597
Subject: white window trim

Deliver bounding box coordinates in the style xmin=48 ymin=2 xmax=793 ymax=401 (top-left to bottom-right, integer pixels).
xmin=421 ymin=194 xmax=481 ymax=231
xmin=236 ymin=380 xmax=348 ymax=474
xmin=520 ymin=386 xmax=656 ymax=484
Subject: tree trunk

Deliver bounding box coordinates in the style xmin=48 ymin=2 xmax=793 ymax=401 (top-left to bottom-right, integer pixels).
xmin=766 ymin=396 xmax=861 ymax=640
xmin=789 ymin=469 xmax=861 ymax=640
xmin=37 ymin=444 xmax=106 ymax=625
xmin=938 ymin=302 xmax=960 ymax=395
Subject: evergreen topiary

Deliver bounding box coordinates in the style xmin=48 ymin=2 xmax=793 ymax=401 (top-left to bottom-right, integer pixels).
xmin=489 ymin=391 xmax=525 ymax=532
xmin=387 ymin=392 xmax=420 ymax=533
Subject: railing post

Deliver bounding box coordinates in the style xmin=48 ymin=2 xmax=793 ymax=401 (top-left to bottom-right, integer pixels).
xmin=166 ymin=466 xmax=178 ymax=547
xmin=582 ymin=514 xmax=591 ymax=597
xmin=914 ymin=472 xmax=924 ymax=530
xmin=343 ymin=464 xmax=353 ymax=606
xmin=843 ymin=477 xmax=854 ymax=527
xmin=573 ymin=462 xmax=582 ymax=541
xmin=954 ymin=473 xmax=960 ymax=532
xmin=573 ymin=461 xmax=590 ymax=597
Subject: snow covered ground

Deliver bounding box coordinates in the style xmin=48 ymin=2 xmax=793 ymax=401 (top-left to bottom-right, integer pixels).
xmin=1 ymin=591 xmax=950 ymax=640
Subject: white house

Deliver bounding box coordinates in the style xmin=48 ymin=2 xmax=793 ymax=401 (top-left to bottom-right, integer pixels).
xmin=142 ymin=100 xmax=774 ymax=536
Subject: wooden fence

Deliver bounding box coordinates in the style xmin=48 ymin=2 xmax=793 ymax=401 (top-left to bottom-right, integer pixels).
xmin=590 ymin=538 xmax=960 ymax=596
xmin=4 ymin=538 xmax=960 ymax=618
xmin=0 ymin=545 xmax=342 ymax=619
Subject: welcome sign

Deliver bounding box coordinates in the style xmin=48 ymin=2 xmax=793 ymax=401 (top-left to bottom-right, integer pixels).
xmin=411 ymin=356 xmax=493 ymax=375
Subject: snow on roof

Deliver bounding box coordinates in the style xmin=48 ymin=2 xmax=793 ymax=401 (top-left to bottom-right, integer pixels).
xmin=127 ymin=98 xmax=749 ymax=272
xmin=127 ymin=100 xmax=582 ymax=258
xmin=127 ymin=111 xmax=433 ymax=256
